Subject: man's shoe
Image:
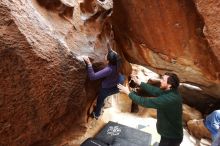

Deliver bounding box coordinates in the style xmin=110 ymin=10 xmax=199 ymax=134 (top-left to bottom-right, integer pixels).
xmin=92 ymin=112 xmax=99 ymax=120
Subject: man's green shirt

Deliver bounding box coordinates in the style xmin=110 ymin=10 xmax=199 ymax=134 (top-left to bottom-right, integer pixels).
xmin=129 ymin=82 xmax=183 ymax=139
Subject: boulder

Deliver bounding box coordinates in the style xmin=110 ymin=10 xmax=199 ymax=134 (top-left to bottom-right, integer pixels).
xmin=112 ymin=0 xmax=220 ymax=99
xmin=0 ymin=0 xmax=118 ymax=145
xmin=187 ymin=119 xmax=211 ymax=139
xmin=183 ymin=104 xmax=202 ymax=122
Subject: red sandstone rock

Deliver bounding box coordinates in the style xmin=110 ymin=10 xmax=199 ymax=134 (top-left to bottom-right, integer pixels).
xmin=187 ymin=119 xmax=211 ymax=139
xmin=194 ymin=0 xmax=220 ymax=64
xmin=0 ymin=0 xmax=116 ymax=145
xmin=112 ymin=0 xmax=220 ymax=98
xmin=183 ymin=104 xmax=202 ymax=122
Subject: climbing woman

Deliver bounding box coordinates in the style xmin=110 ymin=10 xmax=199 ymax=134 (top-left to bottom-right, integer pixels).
xmin=83 ymin=45 xmax=124 ymax=120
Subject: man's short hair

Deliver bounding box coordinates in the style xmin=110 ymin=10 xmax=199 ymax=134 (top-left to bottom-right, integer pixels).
xmin=165 ymin=72 xmax=180 ymax=89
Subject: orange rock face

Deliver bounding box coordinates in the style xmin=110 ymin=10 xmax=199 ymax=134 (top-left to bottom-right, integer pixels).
xmin=195 ymin=0 xmax=220 ymax=63
xmin=112 ymin=0 xmax=220 ymax=98
xmin=0 ymin=0 xmax=116 ymax=145
xmin=183 ymin=104 xmax=202 ymax=122
xmin=0 ymin=1 xmax=87 ymax=146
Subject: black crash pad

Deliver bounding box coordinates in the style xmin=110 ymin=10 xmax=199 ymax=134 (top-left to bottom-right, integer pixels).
xmin=80 ymin=138 xmax=108 ymax=146
xmin=95 ymin=121 xmax=152 ymax=146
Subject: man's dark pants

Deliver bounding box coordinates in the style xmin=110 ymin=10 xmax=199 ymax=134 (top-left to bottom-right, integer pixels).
xmin=159 ymin=137 xmax=183 ymax=146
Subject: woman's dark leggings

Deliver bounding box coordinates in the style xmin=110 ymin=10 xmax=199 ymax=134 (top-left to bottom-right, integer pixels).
xmin=94 ymin=86 xmax=119 ymax=117
xmin=159 ymin=137 xmax=183 ymax=146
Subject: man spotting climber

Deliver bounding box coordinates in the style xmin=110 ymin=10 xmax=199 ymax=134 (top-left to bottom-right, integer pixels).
xmin=117 ymin=72 xmax=183 ymax=146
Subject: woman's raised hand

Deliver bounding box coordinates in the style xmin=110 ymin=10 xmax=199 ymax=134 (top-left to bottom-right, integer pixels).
xmin=82 ymin=56 xmax=91 ymax=65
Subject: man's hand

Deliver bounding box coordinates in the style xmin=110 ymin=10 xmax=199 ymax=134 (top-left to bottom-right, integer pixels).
xmin=117 ymin=84 xmax=130 ymax=95
xmin=130 ymin=74 xmax=141 ymax=86
xmin=82 ymin=56 xmax=91 ymax=65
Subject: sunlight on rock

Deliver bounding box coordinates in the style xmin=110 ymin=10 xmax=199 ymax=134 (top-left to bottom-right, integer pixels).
xmin=181 ymin=83 xmax=202 ymax=91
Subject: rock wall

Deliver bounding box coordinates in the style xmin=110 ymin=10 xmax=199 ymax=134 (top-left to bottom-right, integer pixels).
xmin=0 ymin=1 xmax=85 ymax=145
xmin=0 ymin=0 xmax=119 ymax=145
xmin=194 ymin=0 xmax=220 ymax=64
xmin=112 ymin=0 xmax=220 ymax=99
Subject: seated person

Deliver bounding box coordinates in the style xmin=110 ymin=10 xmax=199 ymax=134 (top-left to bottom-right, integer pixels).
xmin=204 ymin=110 xmax=220 ymax=145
